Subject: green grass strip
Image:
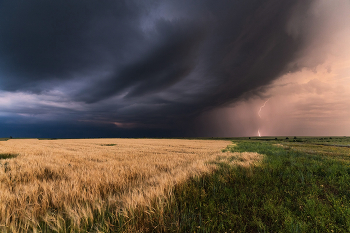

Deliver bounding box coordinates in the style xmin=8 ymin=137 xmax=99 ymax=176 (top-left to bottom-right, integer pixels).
xmin=151 ymin=141 xmax=350 ymax=232
xmin=0 ymin=153 xmax=17 ymax=160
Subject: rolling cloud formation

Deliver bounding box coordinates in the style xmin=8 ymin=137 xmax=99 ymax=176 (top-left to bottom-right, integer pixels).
xmin=0 ymin=0 xmax=348 ymax=137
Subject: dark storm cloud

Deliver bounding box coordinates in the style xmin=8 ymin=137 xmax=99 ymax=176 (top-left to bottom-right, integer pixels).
xmin=0 ymin=0 xmax=319 ymax=136
xmin=78 ymin=19 xmax=205 ymax=102
xmin=0 ymin=0 xmax=147 ymax=89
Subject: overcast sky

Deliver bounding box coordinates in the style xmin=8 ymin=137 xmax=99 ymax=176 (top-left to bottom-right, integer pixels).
xmin=0 ymin=0 xmax=349 ymax=138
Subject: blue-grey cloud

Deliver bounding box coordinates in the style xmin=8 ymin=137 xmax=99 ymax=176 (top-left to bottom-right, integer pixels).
xmin=0 ymin=0 xmax=327 ymax=137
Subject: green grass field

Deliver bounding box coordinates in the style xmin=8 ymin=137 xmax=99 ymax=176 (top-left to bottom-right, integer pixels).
xmin=111 ymin=137 xmax=350 ymax=232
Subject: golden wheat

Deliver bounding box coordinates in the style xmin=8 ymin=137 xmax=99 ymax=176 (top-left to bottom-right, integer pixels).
xmin=0 ymin=138 xmax=260 ymax=232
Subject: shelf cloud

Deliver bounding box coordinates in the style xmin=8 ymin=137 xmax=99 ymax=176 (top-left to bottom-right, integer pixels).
xmin=0 ymin=0 xmax=349 ymax=137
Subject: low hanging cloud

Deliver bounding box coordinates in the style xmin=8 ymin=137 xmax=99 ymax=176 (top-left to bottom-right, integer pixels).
xmin=0 ymin=0 xmax=348 ymax=137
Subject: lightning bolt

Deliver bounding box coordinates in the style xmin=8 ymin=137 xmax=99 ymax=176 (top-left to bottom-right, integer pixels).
xmin=258 ymin=99 xmax=269 ymax=137
xmin=258 ymin=99 xmax=269 ymax=118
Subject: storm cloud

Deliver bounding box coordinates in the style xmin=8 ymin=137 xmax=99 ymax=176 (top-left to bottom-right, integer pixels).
xmin=0 ymin=0 xmax=346 ymax=137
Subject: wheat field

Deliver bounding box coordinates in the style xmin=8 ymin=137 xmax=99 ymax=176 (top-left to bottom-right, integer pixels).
xmin=0 ymin=138 xmax=261 ymax=232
